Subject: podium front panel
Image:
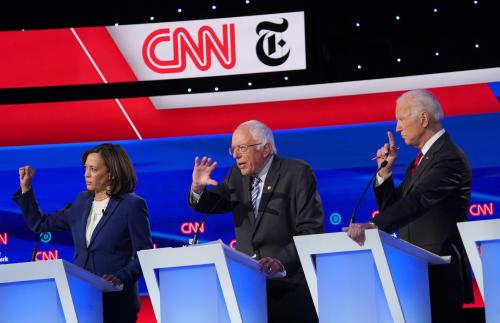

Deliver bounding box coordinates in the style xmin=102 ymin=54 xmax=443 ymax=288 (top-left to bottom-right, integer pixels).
xmin=159 ymin=264 xmax=230 ymax=323
xmin=317 ymin=251 xmax=391 ymax=323
xmin=483 ymin=240 xmax=500 ymax=322
xmin=0 ymin=279 xmax=65 ymax=323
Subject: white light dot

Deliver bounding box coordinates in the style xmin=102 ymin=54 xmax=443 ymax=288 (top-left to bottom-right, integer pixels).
xmin=435 ymin=52 xmax=440 ymax=56
xmin=177 ymin=8 xmax=182 ymax=13
xmin=245 ymin=0 xmax=250 ymax=3
xmin=214 ymin=87 xmax=219 ymax=91
xmin=433 ymin=8 xmax=438 ymax=13
xmin=114 ymin=23 xmax=119 ymax=27
xmin=473 ymin=0 xmax=478 ymax=4
xmin=357 ymin=64 xmax=362 ymax=69
xmin=395 ymin=16 xmax=400 ymax=20
xmin=150 ymin=16 xmax=155 ymax=21
xmin=355 ymin=22 xmax=360 ymax=27
xmin=22 ymin=28 xmax=25 ymax=31
xmin=284 ymin=76 xmax=289 ymax=81
xmin=475 ymin=43 xmax=480 ymax=48
xmin=212 ymin=5 xmax=217 ymax=10
xmin=396 ymin=58 xmax=401 ymax=63
xmin=187 ymin=88 xmax=192 ymax=93
xmin=248 ymin=82 xmax=252 ymax=86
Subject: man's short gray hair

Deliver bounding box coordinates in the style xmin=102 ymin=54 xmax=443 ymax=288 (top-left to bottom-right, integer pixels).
xmin=239 ymin=120 xmax=277 ymax=154
xmin=397 ymin=89 xmax=444 ymax=122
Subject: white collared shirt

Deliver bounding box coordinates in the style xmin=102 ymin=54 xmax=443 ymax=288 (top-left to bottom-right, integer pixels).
xmin=85 ymin=198 xmax=110 ymax=247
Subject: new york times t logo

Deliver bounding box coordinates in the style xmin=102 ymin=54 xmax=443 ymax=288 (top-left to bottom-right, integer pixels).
xmin=256 ymin=18 xmax=290 ymax=66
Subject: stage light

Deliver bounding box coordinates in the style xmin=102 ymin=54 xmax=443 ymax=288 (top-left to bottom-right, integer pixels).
xmin=212 ymin=5 xmax=217 ymax=10
xmin=214 ymin=86 xmax=219 ymax=91
xmin=245 ymin=0 xmax=250 ymax=3
xmin=396 ymin=58 xmax=401 ymax=63
xmin=395 ymin=16 xmax=400 ymax=21
xmin=150 ymin=16 xmax=155 ymax=21
xmin=355 ymin=22 xmax=360 ymax=27
xmin=433 ymin=8 xmax=438 ymax=13
xmin=114 ymin=23 xmax=119 ymax=27
xmin=284 ymin=76 xmax=289 ymax=81
xmin=435 ymin=52 xmax=439 ymax=56
xmin=357 ymin=64 xmax=362 ymax=69
xmin=177 ymin=8 xmax=182 ymax=13
xmin=248 ymin=82 xmax=252 ymax=87
xmin=187 ymin=88 xmax=192 ymax=93
xmin=475 ymin=43 xmax=480 ymax=48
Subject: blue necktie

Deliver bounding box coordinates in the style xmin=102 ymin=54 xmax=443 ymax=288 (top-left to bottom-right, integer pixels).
xmin=250 ymin=176 xmax=261 ymax=218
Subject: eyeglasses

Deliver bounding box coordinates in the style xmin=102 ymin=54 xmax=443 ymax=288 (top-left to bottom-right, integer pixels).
xmin=228 ymin=143 xmax=262 ymax=155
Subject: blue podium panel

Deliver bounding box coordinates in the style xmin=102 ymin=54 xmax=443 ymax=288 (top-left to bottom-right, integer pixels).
xmin=159 ymin=264 xmax=230 ymax=323
xmin=0 ymin=279 xmax=65 ymax=323
xmin=226 ymin=256 xmax=267 ymax=323
xmin=67 ymin=275 xmax=103 ymax=322
xmin=383 ymin=244 xmax=431 ymax=323
xmin=317 ymin=251 xmax=391 ymax=323
xmin=483 ymin=240 xmax=500 ymax=322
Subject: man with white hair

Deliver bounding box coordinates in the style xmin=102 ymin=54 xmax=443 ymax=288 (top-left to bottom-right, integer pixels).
xmin=344 ymin=89 xmax=473 ymax=322
xmin=189 ymin=120 xmax=324 ymax=323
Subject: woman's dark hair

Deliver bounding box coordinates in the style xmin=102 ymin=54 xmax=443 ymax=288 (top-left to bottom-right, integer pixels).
xmin=82 ymin=143 xmax=137 ymax=196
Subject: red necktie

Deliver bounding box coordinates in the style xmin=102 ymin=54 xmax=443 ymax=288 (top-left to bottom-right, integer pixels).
xmin=410 ymin=151 xmax=423 ymax=176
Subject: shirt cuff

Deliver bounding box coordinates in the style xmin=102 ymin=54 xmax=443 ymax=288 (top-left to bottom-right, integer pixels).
xmin=375 ymin=173 xmax=385 ymax=186
xmin=190 ymin=189 xmax=202 ymax=204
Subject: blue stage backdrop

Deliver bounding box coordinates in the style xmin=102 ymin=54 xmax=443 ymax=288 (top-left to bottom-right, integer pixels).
xmin=1 ymin=81 xmax=499 ymax=295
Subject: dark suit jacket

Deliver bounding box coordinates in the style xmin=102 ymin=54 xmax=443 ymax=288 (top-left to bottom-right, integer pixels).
xmin=13 ymin=189 xmax=153 ymax=310
xmin=189 ymin=155 xmax=324 ymax=279
xmin=372 ymin=132 xmax=473 ymax=302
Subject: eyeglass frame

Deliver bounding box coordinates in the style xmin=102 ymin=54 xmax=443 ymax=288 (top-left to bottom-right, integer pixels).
xmin=228 ymin=143 xmax=263 ymax=156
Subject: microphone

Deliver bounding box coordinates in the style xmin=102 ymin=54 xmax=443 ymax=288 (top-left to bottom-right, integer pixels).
xmin=190 ymin=189 xmax=233 ymax=245
xmin=350 ymin=160 xmax=389 ymax=224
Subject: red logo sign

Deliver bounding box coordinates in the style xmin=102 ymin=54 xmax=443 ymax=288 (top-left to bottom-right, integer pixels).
xmin=180 ymin=222 xmax=205 ymax=235
xmin=143 ymin=24 xmax=236 ymax=73
xmin=0 ymin=232 xmax=7 ymax=245
xmin=34 ymin=250 xmax=59 ymax=261
xmin=469 ymin=203 xmax=494 ymax=217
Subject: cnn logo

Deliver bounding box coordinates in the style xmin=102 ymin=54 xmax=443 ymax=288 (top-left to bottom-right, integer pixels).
xmin=143 ymin=24 xmax=236 ymax=73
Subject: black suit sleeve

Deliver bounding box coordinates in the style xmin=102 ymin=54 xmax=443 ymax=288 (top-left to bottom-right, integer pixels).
xmin=277 ymin=164 xmax=324 ymax=272
xmin=188 ymin=166 xmax=235 ymax=214
xmin=373 ymin=156 xmax=468 ymax=233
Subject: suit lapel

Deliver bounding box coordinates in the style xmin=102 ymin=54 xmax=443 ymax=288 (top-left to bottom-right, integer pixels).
xmin=404 ymin=133 xmax=448 ymax=195
xmin=88 ymin=196 xmax=121 ymax=247
xmin=80 ymin=194 xmax=94 ymax=247
xmin=242 ymin=175 xmax=255 ymax=227
xmin=252 ymin=156 xmax=281 ymax=236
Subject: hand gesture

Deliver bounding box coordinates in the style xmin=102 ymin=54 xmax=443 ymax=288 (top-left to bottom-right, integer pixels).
xmin=258 ymin=257 xmax=284 ymax=276
xmin=375 ymin=131 xmax=398 ymax=178
xmin=191 ymin=156 xmax=218 ymax=194
xmin=19 ymin=165 xmax=35 ymax=193
xmin=342 ymin=222 xmax=377 ymax=246
xmin=102 ymin=274 xmax=123 ymax=288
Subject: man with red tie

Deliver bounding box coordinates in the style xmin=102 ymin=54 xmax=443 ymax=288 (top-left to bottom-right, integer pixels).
xmin=344 ymin=89 xmax=473 ymax=323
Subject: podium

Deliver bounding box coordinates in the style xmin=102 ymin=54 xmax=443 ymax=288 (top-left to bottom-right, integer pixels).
xmin=0 ymin=259 xmax=120 ymax=323
xmin=294 ymin=230 xmax=449 ymax=323
xmin=138 ymin=241 xmax=267 ymax=323
xmin=458 ymin=219 xmax=500 ymax=322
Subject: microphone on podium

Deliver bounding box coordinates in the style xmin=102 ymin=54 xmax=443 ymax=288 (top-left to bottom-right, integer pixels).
xmin=350 ymin=160 xmax=388 ymax=224
xmin=190 ymin=190 xmax=231 ymax=245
